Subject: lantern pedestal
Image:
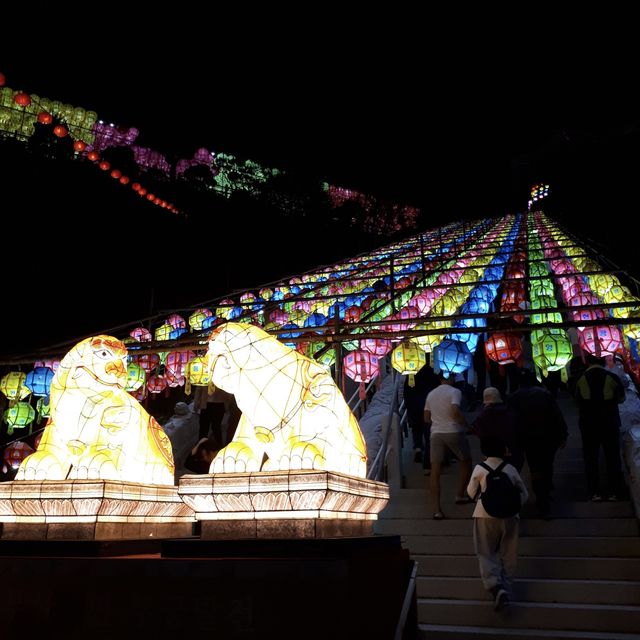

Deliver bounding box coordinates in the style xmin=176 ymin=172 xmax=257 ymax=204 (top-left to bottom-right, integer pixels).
xmin=0 ymin=480 xmax=195 ymax=540
xmin=178 ymin=470 xmax=389 ymax=539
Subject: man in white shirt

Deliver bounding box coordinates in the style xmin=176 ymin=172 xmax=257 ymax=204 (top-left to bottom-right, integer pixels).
xmin=424 ymin=373 xmax=473 ymax=519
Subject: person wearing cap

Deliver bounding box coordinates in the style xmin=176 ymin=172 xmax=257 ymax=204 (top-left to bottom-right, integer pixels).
xmin=575 ymin=354 xmax=626 ymax=501
xmin=471 ymin=387 xmax=522 ymax=471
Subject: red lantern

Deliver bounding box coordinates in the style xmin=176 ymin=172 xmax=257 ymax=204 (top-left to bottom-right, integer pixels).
xmin=14 ymin=92 xmax=31 ymax=107
xmin=53 ymin=125 xmax=68 ymax=138
xmin=0 ymin=72 xmax=5 ymax=86
xmin=131 ymin=352 xmax=160 ymax=372
xmin=147 ymin=375 xmax=167 ymax=394
xmin=485 ymin=332 xmax=523 ymax=365
xmin=3 ymin=441 xmax=34 ymax=470
xmin=344 ymin=305 xmax=362 ymax=324
xmin=138 ymin=187 xmax=147 ymax=196
xmin=99 ymin=161 xmax=110 ymax=171
xmin=87 ymin=151 xmax=99 ymax=161
xmin=73 ymin=140 xmax=87 ymax=152
xmin=131 ymin=182 xmax=141 ymax=191
xmin=119 ymin=175 xmax=130 ymax=185
xmin=146 ymin=193 xmax=155 ymax=201
xmin=110 ymin=169 xmax=122 ymax=179
xmin=37 ymin=112 xmax=53 ymax=125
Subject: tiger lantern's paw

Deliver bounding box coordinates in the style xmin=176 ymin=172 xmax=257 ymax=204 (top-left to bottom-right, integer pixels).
xmin=269 ymin=440 xmax=325 ymax=471
xmin=211 ymin=442 xmax=263 ymax=473
xmin=16 ymin=451 xmax=67 ymax=481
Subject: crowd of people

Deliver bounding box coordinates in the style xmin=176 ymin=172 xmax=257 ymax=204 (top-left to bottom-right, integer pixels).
xmin=403 ymin=353 xmax=633 ymax=612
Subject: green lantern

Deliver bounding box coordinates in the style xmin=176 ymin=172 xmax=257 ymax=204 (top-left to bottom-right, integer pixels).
xmin=531 ymin=329 xmax=572 ymax=379
xmin=125 ymin=363 xmax=146 ymax=392
xmin=3 ymin=402 xmax=36 ymax=434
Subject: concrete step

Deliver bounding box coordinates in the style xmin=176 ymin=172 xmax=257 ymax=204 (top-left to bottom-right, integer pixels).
xmin=381 ymin=499 xmax=635 ymax=519
xmin=376 ymin=517 xmax=639 ymax=537
xmin=417 ymin=576 xmax=640 ymax=605
xmin=405 ymin=535 xmax=640 ymax=557
xmin=414 ymin=554 xmax=640 ymax=580
xmin=417 ymin=598 xmax=640 ymax=633
xmin=418 ymin=622 xmax=640 ymax=640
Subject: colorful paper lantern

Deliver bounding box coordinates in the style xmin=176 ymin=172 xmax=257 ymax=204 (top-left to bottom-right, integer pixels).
xmin=3 ymin=402 xmax=36 ymax=434
xmin=531 ymin=329 xmax=572 ymax=376
xmin=578 ymin=326 xmax=623 ymax=358
xmin=344 ymin=350 xmax=380 ymax=399
xmin=154 ymin=323 xmax=173 ymax=341
xmin=3 ymin=441 xmax=34 ymax=470
xmin=0 ymin=372 xmax=30 ymax=401
xmin=185 ymin=355 xmax=210 ymax=393
xmin=189 ymin=308 xmax=213 ymax=331
xmin=434 ymin=338 xmax=473 ymax=377
xmin=392 ymin=341 xmax=426 ymax=386
xmin=125 ymin=363 xmax=146 ymax=392
xmin=24 ymin=367 xmax=54 ymax=398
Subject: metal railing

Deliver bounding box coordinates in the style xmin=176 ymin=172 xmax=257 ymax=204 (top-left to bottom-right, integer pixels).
xmin=394 ymin=560 xmax=418 ymax=640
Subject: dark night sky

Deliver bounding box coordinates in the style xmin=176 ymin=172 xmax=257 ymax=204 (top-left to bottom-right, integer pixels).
xmin=2 ymin=19 xmax=640 ymax=357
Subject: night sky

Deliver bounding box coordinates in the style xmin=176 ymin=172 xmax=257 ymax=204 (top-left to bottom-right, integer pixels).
xmin=2 ymin=21 xmax=639 ymax=357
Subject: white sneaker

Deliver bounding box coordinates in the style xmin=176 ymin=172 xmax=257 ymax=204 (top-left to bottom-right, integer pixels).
xmin=494 ymin=588 xmax=510 ymax=612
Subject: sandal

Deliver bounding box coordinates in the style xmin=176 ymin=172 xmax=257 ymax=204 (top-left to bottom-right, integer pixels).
xmin=433 ymin=511 xmax=445 ymax=520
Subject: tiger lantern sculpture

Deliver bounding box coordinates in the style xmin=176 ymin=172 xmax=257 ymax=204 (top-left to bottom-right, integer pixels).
xmin=206 ymin=323 xmax=367 ymax=477
xmin=16 ymin=336 xmax=175 ymax=485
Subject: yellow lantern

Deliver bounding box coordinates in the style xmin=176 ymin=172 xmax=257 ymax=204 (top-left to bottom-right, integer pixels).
xmin=185 ymin=355 xmax=210 ymax=394
xmin=392 ymin=341 xmax=426 ymax=386
xmin=0 ymin=371 xmax=31 ymax=401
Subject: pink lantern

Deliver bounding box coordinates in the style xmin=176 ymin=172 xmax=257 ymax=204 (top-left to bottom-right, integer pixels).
xmin=361 ymin=337 xmax=393 ymax=357
xmin=569 ymin=294 xmax=605 ymax=322
xmin=130 ymin=327 xmax=152 ymax=342
xmin=344 ymin=350 xmax=380 ymax=399
xmin=165 ymin=350 xmax=195 ymax=386
xmin=390 ymin=305 xmax=419 ymax=332
xmin=34 ymin=360 xmax=60 ymax=373
xmin=167 ymin=314 xmax=186 ymax=330
xmin=269 ymin=309 xmax=289 ymax=326
xmin=578 ymin=326 xmax=623 ymax=358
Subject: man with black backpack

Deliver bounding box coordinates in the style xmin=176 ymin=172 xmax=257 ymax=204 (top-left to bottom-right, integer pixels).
xmin=467 ymin=438 xmax=529 ymax=612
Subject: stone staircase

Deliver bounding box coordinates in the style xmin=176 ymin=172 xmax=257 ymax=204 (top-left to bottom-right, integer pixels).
xmin=375 ymin=396 xmax=640 ymax=639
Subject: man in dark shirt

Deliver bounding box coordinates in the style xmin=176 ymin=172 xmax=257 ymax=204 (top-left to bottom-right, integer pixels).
xmin=404 ymin=364 xmax=440 ymax=474
xmin=575 ymin=354 xmax=626 ymax=501
xmin=508 ymin=369 xmax=568 ymax=518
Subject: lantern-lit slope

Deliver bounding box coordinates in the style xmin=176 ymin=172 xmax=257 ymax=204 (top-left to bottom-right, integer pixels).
xmin=3 ymin=211 xmax=640 ymax=429
xmin=0 ymin=80 xmax=417 ymax=234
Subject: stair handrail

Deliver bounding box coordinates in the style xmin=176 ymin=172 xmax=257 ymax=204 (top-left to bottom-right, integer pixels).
xmin=393 ymin=559 xmax=418 ymax=640
xmin=367 ymin=371 xmax=403 ymax=482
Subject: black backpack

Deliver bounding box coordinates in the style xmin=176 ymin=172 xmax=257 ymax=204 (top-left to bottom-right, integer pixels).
xmin=478 ymin=461 xmax=521 ymax=518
